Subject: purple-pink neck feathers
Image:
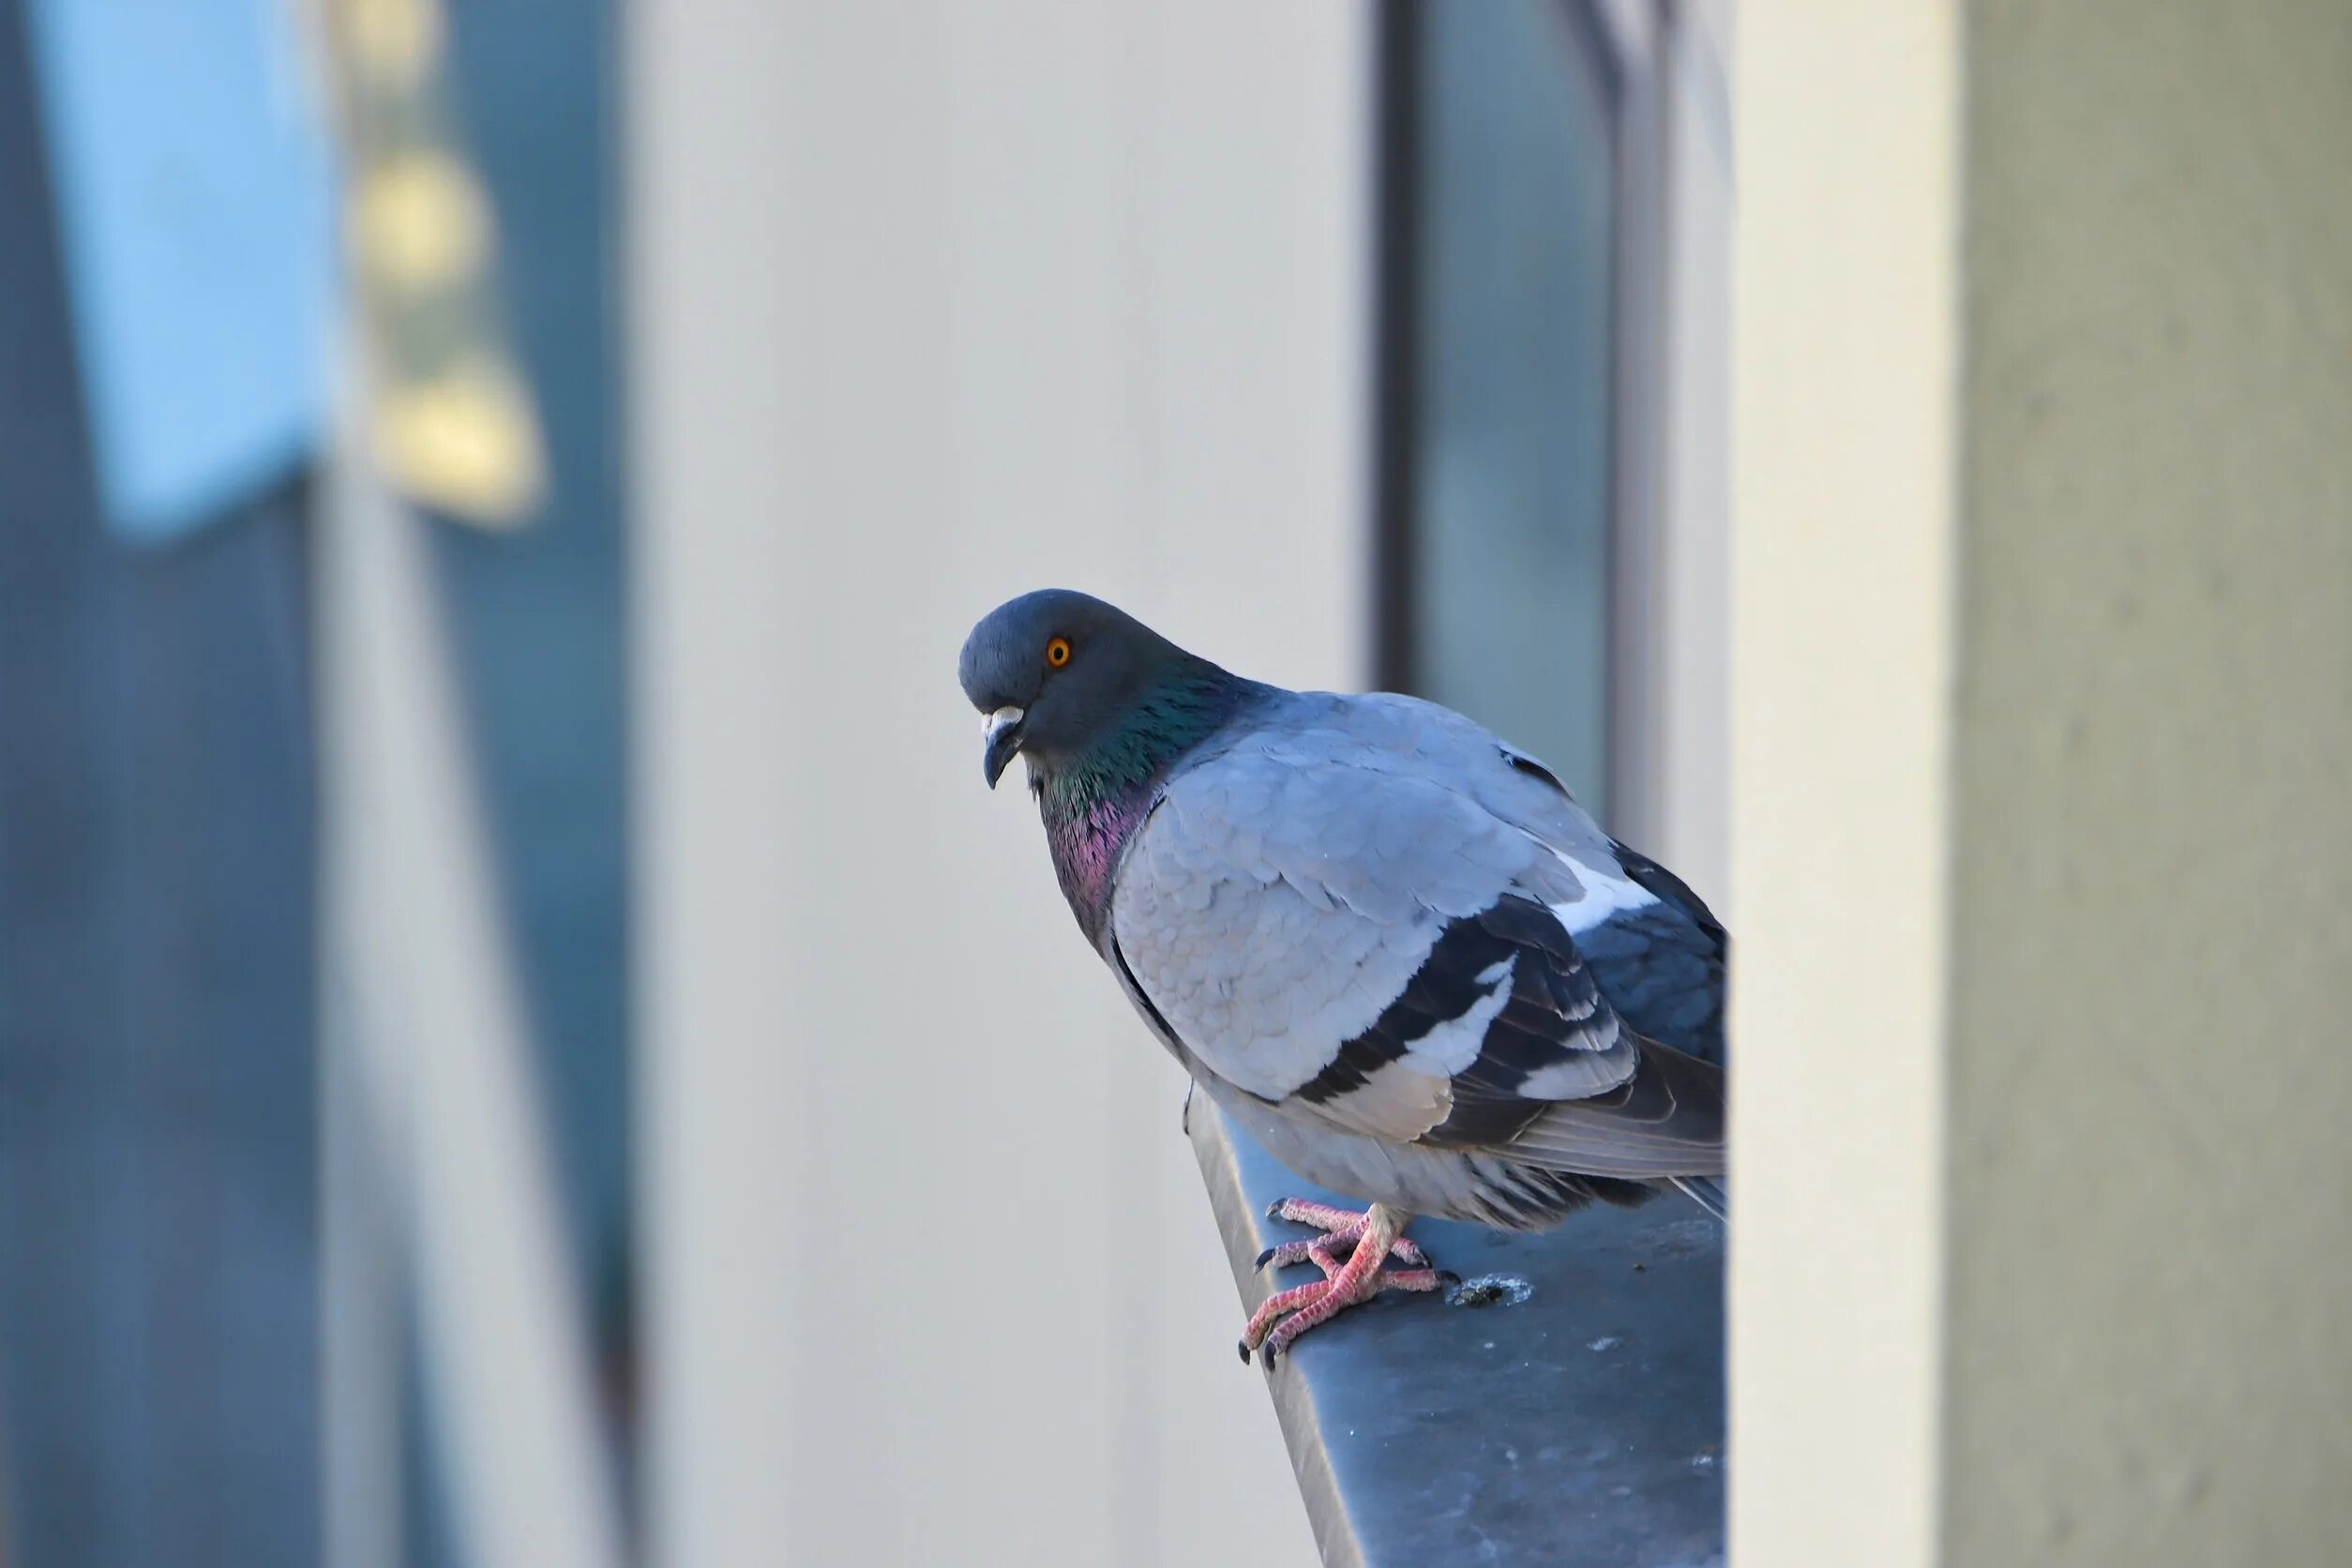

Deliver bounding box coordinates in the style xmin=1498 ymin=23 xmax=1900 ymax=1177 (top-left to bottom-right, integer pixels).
xmin=1044 ymin=787 xmax=1156 ymax=942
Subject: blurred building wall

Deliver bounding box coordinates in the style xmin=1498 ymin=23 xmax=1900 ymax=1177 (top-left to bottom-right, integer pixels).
xmin=423 ymin=0 xmax=634 ymax=1436
xmin=1733 ymin=2 xmax=2352 ymax=1563
xmin=320 ymin=6 xmax=633 ymax=1562
xmin=630 ymin=7 xmax=1365 ymax=1564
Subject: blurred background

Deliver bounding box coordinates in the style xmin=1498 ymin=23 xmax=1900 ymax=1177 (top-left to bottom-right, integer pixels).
xmin=5 ymin=1 xmax=2348 ymax=1566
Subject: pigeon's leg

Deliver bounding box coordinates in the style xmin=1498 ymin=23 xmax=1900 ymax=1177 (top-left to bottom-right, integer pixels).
xmin=1266 ymin=1198 xmax=1385 ymax=1232
xmin=1253 ymin=1198 xmax=1431 ymax=1274
xmin=1239 ymin=1203 xmax=1447 ymax=1364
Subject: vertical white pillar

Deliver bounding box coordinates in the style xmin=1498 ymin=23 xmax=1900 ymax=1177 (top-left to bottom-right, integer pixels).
xmin=1728 ymin=6 xmax=1961 ymax=1566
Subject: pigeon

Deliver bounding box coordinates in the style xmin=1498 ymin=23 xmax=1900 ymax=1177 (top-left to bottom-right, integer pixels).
xmin=959 ymin=589 xmax=1726 ymax=1363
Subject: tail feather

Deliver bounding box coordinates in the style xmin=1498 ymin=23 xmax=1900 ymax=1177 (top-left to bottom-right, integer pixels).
xmin=1671 ymin=1174 xmax=1727 ymax=1222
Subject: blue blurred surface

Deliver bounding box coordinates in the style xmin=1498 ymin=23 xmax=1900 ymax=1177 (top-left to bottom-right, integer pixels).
xmin=0 ymin=1 xmax=630 ymax=1559
xmin=21 ymin=0 xmax=334 ymax=542
xmin=0 ymin=7 xmax=319 ymax=1561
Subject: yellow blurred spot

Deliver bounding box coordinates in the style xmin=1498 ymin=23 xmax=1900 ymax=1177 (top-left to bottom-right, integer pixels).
xmin=373 ymin=357 xmax=547 ymax=525
xmin=341 ymin=0 xmax=445 ymax=87
xmin=352 ymin=153 xmax=490 ymax=292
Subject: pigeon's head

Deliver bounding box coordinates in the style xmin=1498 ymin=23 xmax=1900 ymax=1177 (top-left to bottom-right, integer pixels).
xmin=958 ymin=588 xmax=1188 ymax=789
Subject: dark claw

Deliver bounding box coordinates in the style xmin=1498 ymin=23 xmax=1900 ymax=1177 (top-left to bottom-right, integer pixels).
xmin=1437 ymin=1271 xmax=1462 ymax=1288
xmin=1253 ymin=1246 xmax=1277 ymax=1271
xmin=1236 ymin=1339 xmax=1252 ymax=1364
xmin=1264 ymin=1199 xmax=1287 ymax=1220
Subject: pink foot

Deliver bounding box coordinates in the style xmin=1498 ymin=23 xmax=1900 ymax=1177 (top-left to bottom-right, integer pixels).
xmin=1239 ymin=1200 xmax=1455 ymax=1364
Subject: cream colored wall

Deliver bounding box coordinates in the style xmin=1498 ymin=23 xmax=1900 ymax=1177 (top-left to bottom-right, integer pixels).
xmin=630 ymin=6 xmax=1361 ymax=1565
xmin=1943 ymin=3 xmax=2352 ymax=1561
xmin=1736 ymin=3 xmax=2352 ymax=1564
xmin=1728 ymin=5 xmax=1961 ymax=1564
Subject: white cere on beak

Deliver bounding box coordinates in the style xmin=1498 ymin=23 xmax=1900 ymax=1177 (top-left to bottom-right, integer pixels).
xmin=984 ymin=705 xmax=1025 ymax=742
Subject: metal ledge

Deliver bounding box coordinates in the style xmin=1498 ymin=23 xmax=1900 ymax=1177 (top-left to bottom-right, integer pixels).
xmin=1186 ymin=1095 xmax=1726 ymax=1568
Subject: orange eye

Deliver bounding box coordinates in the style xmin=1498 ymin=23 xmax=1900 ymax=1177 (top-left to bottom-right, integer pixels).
xmin=1045 ymin=636 xmax=1073 ymax=669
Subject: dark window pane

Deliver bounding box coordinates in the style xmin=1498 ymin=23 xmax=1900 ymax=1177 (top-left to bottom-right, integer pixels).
xmin=1399 ymin=0 xmax=1618 ymax=811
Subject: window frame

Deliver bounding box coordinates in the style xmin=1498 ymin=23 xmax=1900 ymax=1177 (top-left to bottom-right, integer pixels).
xmin=1370 ymin=0 xmax=1729 ymax=881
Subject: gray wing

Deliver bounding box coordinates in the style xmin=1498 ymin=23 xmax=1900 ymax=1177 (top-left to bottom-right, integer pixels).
xmin=1108 ymin=694 xmax=1722 ymax=1181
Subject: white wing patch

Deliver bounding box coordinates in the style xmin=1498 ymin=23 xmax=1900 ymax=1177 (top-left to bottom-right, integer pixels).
xmin=1513 ymin=1016 xmax=1634 ymax=1099
xmin=1545 ymin=848 xmax=1659 ymax=934
xmin=1399 ymin=957 xmax=1516 ymax=1076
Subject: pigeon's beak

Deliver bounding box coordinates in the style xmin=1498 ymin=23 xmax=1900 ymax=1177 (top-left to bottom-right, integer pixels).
xmin=981 ymin=705 xmax=1026 ymax=789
